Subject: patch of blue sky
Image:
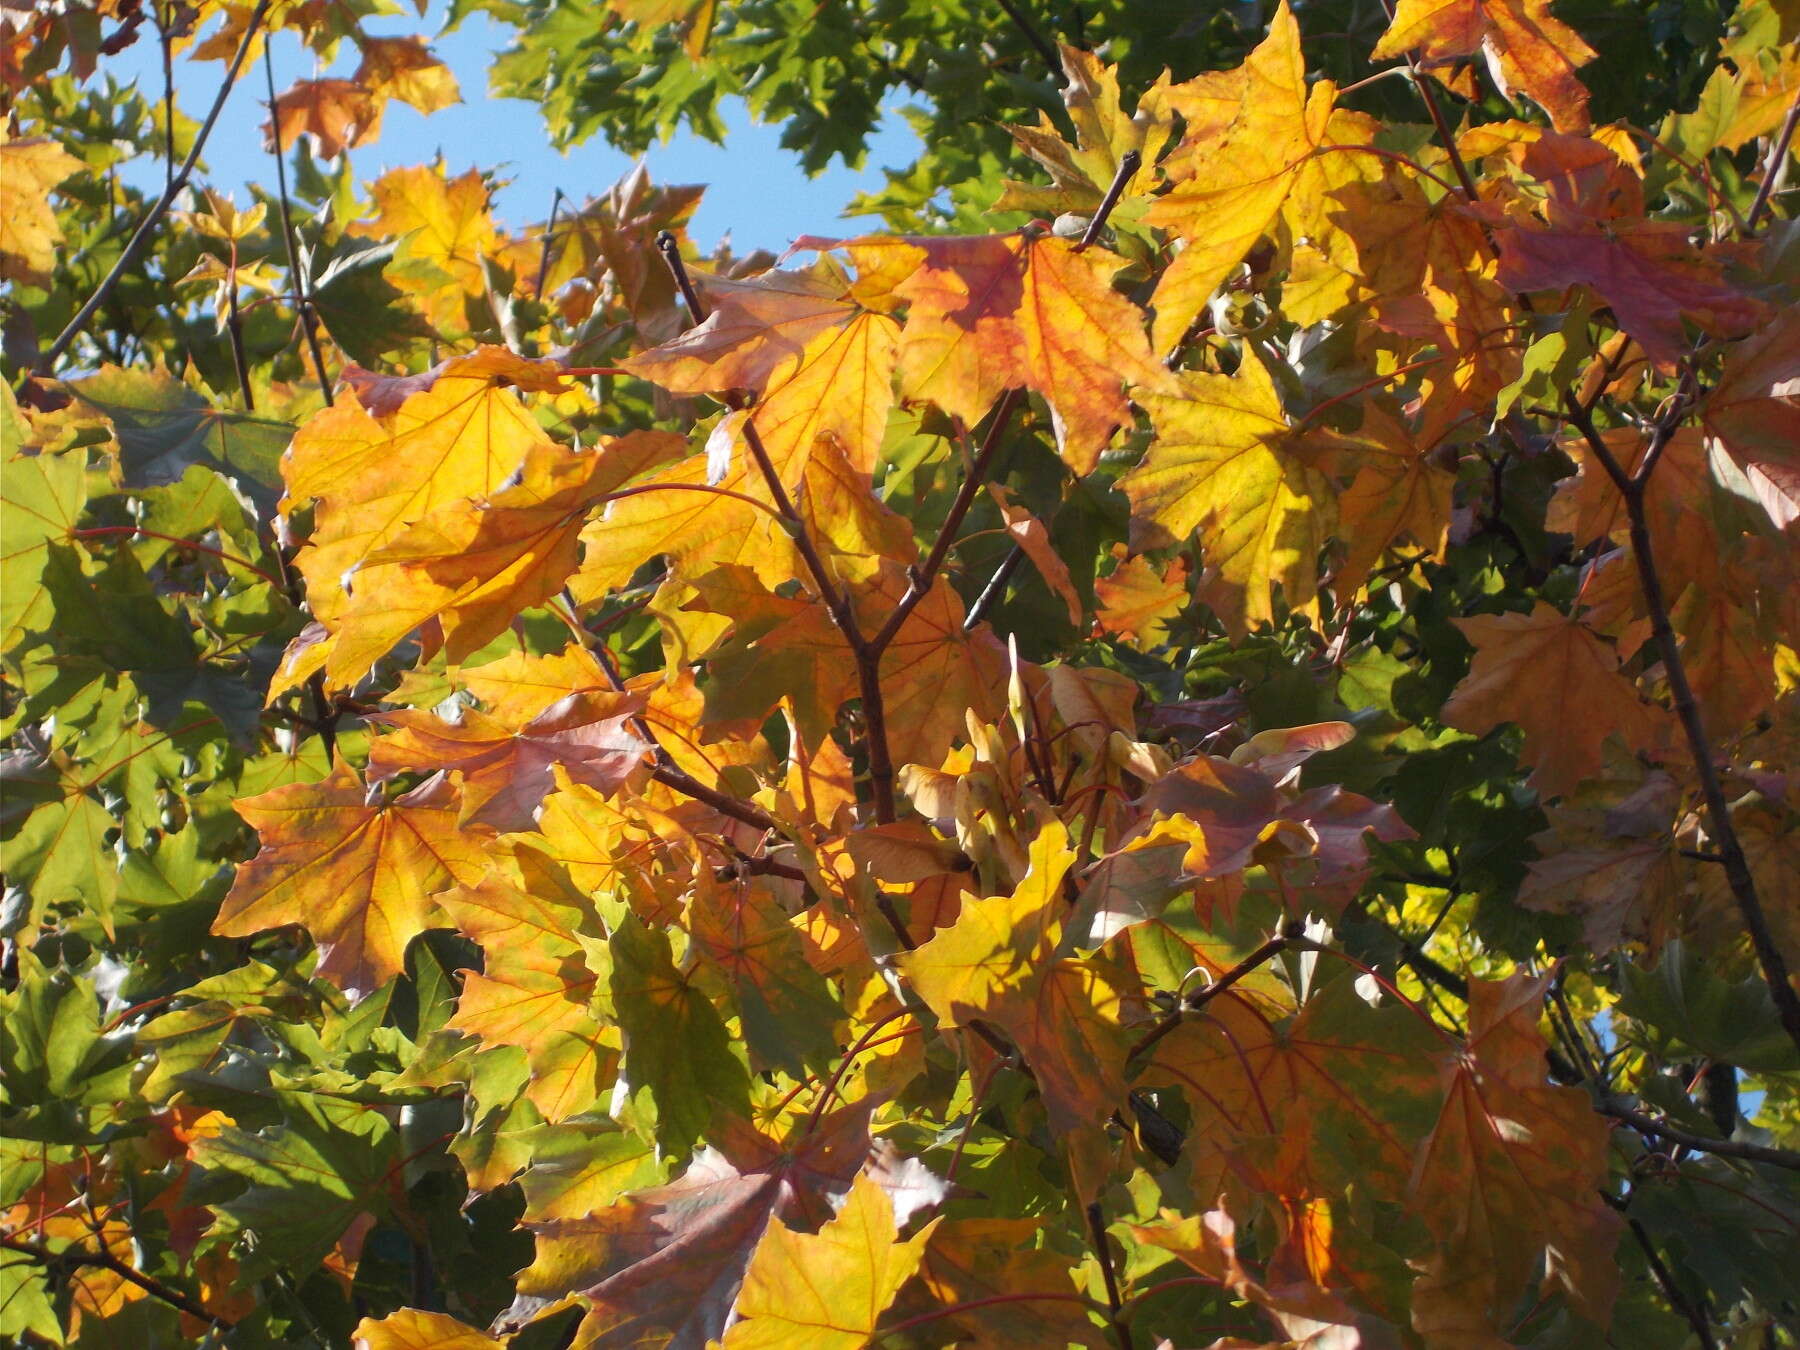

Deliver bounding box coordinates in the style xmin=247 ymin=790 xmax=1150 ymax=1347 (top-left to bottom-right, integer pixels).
xmin=101 ymin=6 xmax=923 ymax=252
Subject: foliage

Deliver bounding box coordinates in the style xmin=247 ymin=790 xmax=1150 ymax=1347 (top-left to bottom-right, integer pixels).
xmin=4 ymin=1 xmax=1800 ymax=1348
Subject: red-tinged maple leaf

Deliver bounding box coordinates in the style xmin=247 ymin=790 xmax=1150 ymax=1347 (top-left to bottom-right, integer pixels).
xmin=1124 ymin=349 xmax=1336 ymax=633
xmin=1094 ymin=549 xmax=1190 ymax=649
xmin=1701 ymin=309 xmax=1800 ymax=531
xmin=900 ymin=1217 xmax=1096 ymax=1350
xmin=1518 ymin=774 xmax=1688 ymax=954
xmin=1372 ymin=0 xmax=1597 ymax=133
xmin=1127 ymin=749 xmax=1413 ymax=908
xmin=365 ymin=689 xmax=649 ymax=833
xmin=1128 ymin=1203 xmax=1404 ymax=1347
xmin=814 ymin=228 xmax=1172 ymax=472
xmin=1407 ymin=972 xmax=1620 ymax=1341
xmin=987 ymin=484 xmax=1083 ymax=626
xmin=507 ymin=1102 xmax=875 ymax=1346
xmin=1440 ymin=602 xmax=1664 ymax=798
xmin=213 ymin=764 xmax=490 ymax=1001
xmin=1495 ymin=219 xmax=1762 ymax=368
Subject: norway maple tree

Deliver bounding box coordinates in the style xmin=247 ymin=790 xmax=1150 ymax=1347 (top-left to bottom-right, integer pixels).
xmin=4 ymin=0 xmax=1800 ymax=1346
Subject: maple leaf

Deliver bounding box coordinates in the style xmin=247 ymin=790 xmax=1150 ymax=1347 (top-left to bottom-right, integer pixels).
xmin=909 ymin=1218 xmax=1096 ymax=1350
xmin=349 ymin=165 xmax=498 ymax=330
xmin=987 ymin=484 xmax=1083 ymax=626
xmin=1124 ymin=350 xmax=1335 ymax=631
xmin=437 ymin=869 xmax=614 ymax=1120
xmin=821 ymin=229 xmax=1172 ymax=471
xmin=902 ymin=821 xmax=1132 ymax=1133
xmin=511 ymin=1103 xmax=873 ymax=1346
xmin=212 ymin=763 xmax=490 ymax=1000
xmin=1144 ymin=2 xmax=1380 ymax=354
xmin=1407 ymin=973 xmax=1620 ymax=1340
xmin=719 ymin=1172 xmax=938 ymax=1349
xmin=1440 ymin=601 xmax=1663 ymax=799
xmin=276 ymin=347 xmax=570 ymax=691
xmin=1518 ymin=774 xmax=1687 ymax=954
xmin=324 ymin=429 xmax=684 ymax=680
xmin=1093 ymin=549 xmax=1190 ymax=649
xmin=0 ymin=132 xmax=83 ymax=286
xmin=1372 ymin=0 xmax=1597 ymax=133
xmin=1701 ymin=309 xmax=1800 ymax=531
xmin=996 ymin=44 xmax=1174 ymax=217
xmin=1307 ymin=404 xmax=1456 ymax=600
xmin=1497 ymin=222 xmax=1761 ymax=369
xmin=264 ymin=78 xmax=384 ymax=160
xmin=354 ymin=36 xmax=460 ymax=115
xmin=352 ymin=1309 xmax=505 ymax=1350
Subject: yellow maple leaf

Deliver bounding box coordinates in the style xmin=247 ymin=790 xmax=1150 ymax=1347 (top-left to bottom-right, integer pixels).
xmin=352 ymin=1308 xmax=506 ymax=1350
xmin=0 ymin=132 xmax=84 ymax=286
xmin=1123 ymin=349 xmax=1335 ymax=631
xmin=355 ymin=36 xmax=461 ymax=115
xmin=719 ymin=1173 xmax=938 ymax=1349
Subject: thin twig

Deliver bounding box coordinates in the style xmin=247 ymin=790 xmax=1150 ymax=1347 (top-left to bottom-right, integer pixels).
xmin=1075 ymin=149 xmax=1141 ymax=252
xmin=1562 ymin=393 xmax=1800 ymax=1056
xmin=1084 ymin=1201 xmax=1135 ymax=1350
xmin=1 ymin=1234 xmax=230 ymax=1327
xmin=1602 ymin=1193 xmax=1719 ymax=1349
xmin=1126 ymin=927 xmax=1298 ymax=1063
xmin=1600 ymin=1102 xmax=1800 ymax=1171
xmin=993 ymin=0 xmax=1062 ymax=77
xmin=535 ymin=187 xmax=567 ymax=297
xmin=963 ymin=545 xmax=1024 ymax=631
xmin=1745 ymin=91 xmax=1800 ymax=234
xmin=263 ymin=41 xmax=334 ymax=404
xmin=28 ymin=0 xmax=274 ymax=383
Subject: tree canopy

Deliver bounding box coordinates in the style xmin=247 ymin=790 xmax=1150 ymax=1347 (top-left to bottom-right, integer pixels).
xmin=3 ymin=1 xmax=1800 ymax=1347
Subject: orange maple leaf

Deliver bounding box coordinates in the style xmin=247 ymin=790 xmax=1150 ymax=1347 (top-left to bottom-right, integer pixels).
xmin=1440 ymin=601 xmax=1663 ymax=798
xmin=213 ymin=764 xmax=490 ymax=999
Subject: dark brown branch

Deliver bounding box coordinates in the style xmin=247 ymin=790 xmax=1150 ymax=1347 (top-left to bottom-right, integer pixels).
xmin=1126 ymin=926 xmax=1298 ymax=1063
xmin=1562 ymin=394 xmax=1800 ymax=1057
xmin=29 ymin=0 xmax=274 ymax=382
xmin=1075 ymin=149 xmax=1142 ymax=252
xmin=993 ymin=0 xmax=1062 ymax=78
xmin=1600 ymin=1101 xmax=1800 ymax=1171
xmin=1084 ymin=1200 xmax=1136 ymax=1350
xmin=651 ymin=231 xmax=886 ymax=805
xmin=1376 ymin=0 xmax=1482 ymax=207
xmin=535 ymin=187 xmax=567 ymax=298
xmin=263 ymin=41 xmax=333 ymax=405
xmin=1603 ymin=1198 xmax=1719 ymax=1350
xmin=963 ymin=544 xmax=1025 ymax=631
xmin=1745 ymin=91 xmax=1800 ymax=234
xmin=1 ymin=1234 xmax=229 ymax=1328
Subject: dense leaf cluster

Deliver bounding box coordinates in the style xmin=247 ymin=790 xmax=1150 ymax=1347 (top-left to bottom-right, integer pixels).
xmin=3 ymin=2 xmax=1800 ymax=1348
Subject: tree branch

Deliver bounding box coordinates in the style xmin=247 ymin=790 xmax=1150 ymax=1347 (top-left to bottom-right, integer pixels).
xmin=0 ymin=1234 xmax=230 ymax=1328
xmin=1084 ymin=1200 xmax=1136 ymax=1350
xmin=1562 ymin=394 xmax=1800 ymax=1057
xmin=28 ymin=0 xmax=274 ymax=383
xmin=264 ymin=40 xmax=334 ymax=405
xmin=993 ymin=0 xmax=1062 ymax=78
xmin=1126 ymin=925 xmax=1300 ymax=1063
xmin=1599 ymin=1102 xmax=1800 ymax=1171
xmin=1745 ymin=90 xmax=1800 ymax=234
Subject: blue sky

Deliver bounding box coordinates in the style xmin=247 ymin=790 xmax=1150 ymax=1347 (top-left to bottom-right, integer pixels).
xmin=109 ymin=8 xmax=923 ymax=251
